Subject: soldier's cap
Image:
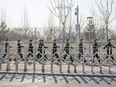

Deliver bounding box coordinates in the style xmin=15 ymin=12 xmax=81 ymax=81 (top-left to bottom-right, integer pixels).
xmin=5 ymin=39 xmax=8 ymax=41
xmin=54 ymin=39 xmax=57 ymax=41
xmin=80 ymin=38 xmax=83 ymax=41
xmin=94 ymin=39 xmax=97 ymax=41
xmin=41 ymin=39 xmax=44 ymax=41
xmin=66 ymin=39 xmax=69 ymax=41
xmin=29 ymin=39 xmax=32 ymax=41
xmin=18 ymin=40 xmax=20 ymax=42
xmin=108 ymin=39 xmax=111 ymax=41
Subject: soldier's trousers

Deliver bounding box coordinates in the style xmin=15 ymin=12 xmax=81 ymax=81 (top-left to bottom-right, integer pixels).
xmin=2 ymin=53 xmax=11 ymax=61
xmin=52 ymin=53 xmax=59 ymax=61
xmin=36 ymin=52 xmax=48 ymax=61
xmin=19 ymin=53 xmax=23 ymax=59
xmin=3 ymin=53 xmax=6 ymax=58
xmin=27 ymin=52 xmax=33 ymax=58
xmin=78 ymin=52 xmax=86 ymax=62
xmin=36 ymin=53 xmax=42 ymax=59
xmin=93 ymin=53 xmax=100 ymax=63
xmin=78 ymin=52 xmax=83 ymax=60
xmin=53 ymin=52 xmax=59 ymax=58
xmin=13 ymin=53 xmax=23 ymax=61
xmin=63 ymin=54 xmax=73 ymax=63
xmin=106 ymin=54 xmax=114 ymax=60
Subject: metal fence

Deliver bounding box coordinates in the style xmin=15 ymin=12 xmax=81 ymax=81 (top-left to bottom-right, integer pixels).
xmin=0 ymin=46 xmax=116 ymax=74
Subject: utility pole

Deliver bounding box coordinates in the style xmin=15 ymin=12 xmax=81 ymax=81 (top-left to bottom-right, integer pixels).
xmin=55 ymin=0 xmax=71 ymax=48
xmin=75 ymin=5 xmax=80 ymax=51
xmin=34 ymin=27 xmax=37 ymax=55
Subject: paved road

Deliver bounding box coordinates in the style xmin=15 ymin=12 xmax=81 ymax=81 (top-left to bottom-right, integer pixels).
xmin=0 ymin=62 xmax=116 ymax=87
xmin=0 ymin=73 xmax=116 ymax=87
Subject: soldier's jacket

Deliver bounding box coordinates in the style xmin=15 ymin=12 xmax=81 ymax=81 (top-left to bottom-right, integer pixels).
xmin=4 ymin=42 xmax=11 ymax=53
xmin=5 ymin=42 xmax=9 ymax=53
xmin=104 ymin=42 xmax=115 ymax=55
xmin=64 ymin=42 xmax=73 ymax=54
xmin=41 ymin=43 xmax=48 ymax=48
xmin=38 ymin=43 xmax=42 ymax=53
xmin=28 ymin=43 xmax=33 ymax=53
xmin=17 ymin=42 xmax=24 ymax=53
xmin=93 ymin=42 xmax=99 ymax=53
xmin=38 ymin=42 xmax=47 ymax=53
xmin=53 ymin=42 xmax=59 ymax=54
xmin=79 ymin=42 xmax=83 ymax=54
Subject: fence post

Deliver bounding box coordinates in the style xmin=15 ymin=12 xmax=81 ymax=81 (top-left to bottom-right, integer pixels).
xmin=74 ymin=48 xmax=77 ymax=73
xmin=91 ymin=53 xmax=94 ymax=73
xmin=42 ymin=46 xmax=45 ymax=72
xmin=16 ymin=49 xmax=18 ymax=72
xmin=51 ymin=47 xmax=53 ymax=73
xmin=82 ymin=48 xmax=85 ymax=73
xmin=109 ymin=47 xmax=111 ymax=73
xmin=33 ymin=47 xmax=36 ymax=72
xmin=0 ymin=48 xmax=2 ymax=70
xmin=0 ymin=60 xmax=1 ymax=70
xmin=100 ymin=47 xmax=102 ymax=74
xmin=6 ymin=46 xmax=10 ymax=71
xmin=67 ymin=47 xmax=70 ymax=73
xmin=24 ymin=47 xmax=27 ymax=72
xmin=60 ymin=48 xmax=62 ymax=73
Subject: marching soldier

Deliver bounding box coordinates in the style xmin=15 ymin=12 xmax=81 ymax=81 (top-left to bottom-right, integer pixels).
xmin=78 ymin=39 xmax=83 ymax=60
xmin=37 ymin=39 xmax=42 ymax=59
xmin=104 ymin=39 xmax=115 ymax=60
xmin=52 ymin=39 xmax=60 ymax=60
xmin=27 ymin=40 xmax=33 ymax=58
xmin=17 ymin=40 xmax=24 ymax=60
xmin=64 ymin=39 xmax=73 ymax=63
xmin=3 ymin=39 xmax=11 ymax=58
xmin=37 ymin=39 xmax=48 ymax=60
xmin=78 ymin=39 xmax=86 ymax=62
xmin=93 ymin=39 xmax=100 ymax=63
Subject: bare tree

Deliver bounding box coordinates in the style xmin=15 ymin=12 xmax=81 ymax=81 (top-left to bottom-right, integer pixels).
xmin=48 ymin=0 xmax=73 ymax=46
xmin=66 ymin=9 xmax=76 ymax=41
xmin=45 ymin=13 xmax=58 ymax=41
xmin=21 ymin=6 xmax=30 ymax=41
xmin=84 ymin=17 xmax=96 ymax=41
xmin=0 ymin=9 xmax=9 ymax=42
xmin=96 ymin=0 xmax=116 ymax=42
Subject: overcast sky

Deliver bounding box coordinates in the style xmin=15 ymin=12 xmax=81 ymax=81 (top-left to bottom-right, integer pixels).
xmin=0 ymin=0 xmax=100 ymax=28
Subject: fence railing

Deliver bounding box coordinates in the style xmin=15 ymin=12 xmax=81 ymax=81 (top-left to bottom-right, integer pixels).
xmin=0 ymin=46 xmax=116 ymax=74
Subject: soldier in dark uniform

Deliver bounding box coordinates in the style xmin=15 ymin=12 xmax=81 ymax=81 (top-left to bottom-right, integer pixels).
xmin=93 ymin=39 xmax=100 ymax=63
xmin=27 ymin=40 xmax=33 ymax=58
xmin=78 ymin=39 xmax=83 ymax=60
xmin=103 ymin=39 xmax=115 ymax=60
xmin=17 ymin=40 xmax=24 ymax=60
xmin=36 ymin=39 xmax=42 ymax=59
xmin=52 ymin=39 xmax=60 ymax=59
xmin=78 ymin=38 xmax=86 ymax=62
xmin=37 ymin=39 xmax=48 ymax=60
xmin=3 ymin=39 xmax=11 ymax=58
xmin=64 ymin=39 xmax=73 ymax=63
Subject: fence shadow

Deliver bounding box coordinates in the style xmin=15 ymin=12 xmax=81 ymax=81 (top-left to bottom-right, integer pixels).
xmin=0 ymin=72 xmax=116 ymax=85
